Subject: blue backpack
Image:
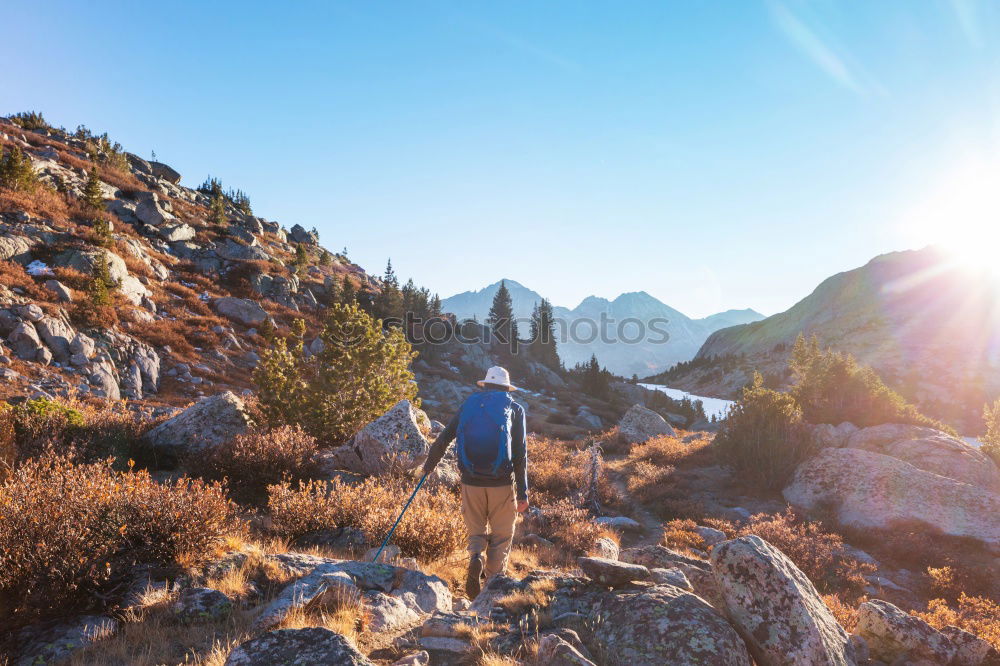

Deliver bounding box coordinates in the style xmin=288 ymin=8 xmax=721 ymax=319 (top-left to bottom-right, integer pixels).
xmin=456 ymin=391 xmax=514 ymax=479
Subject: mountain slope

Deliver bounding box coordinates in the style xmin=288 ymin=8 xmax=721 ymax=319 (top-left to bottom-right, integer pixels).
xmin=441 ymin=281 xmax=764 ymax=376
xmin=689 ymin=247 xmax=1000 ymax=427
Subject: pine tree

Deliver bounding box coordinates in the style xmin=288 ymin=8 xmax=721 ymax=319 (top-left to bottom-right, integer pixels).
xmin=83 ymin=167 xmax=105 ymax=210
xmin=341 ymin=275 xmax=357 ymax=304
xmin=430 ymin=293 xmax=442 ymax=317
xmin=293 ymin=243 xmax=309 ymax=273
xmin=209 ymin=191 xmax=227 ymax=226
xmin=325 ymin=274 xmax=341 ymax=304
xmin=91 ymin=217 xmax=113 ymax=248
xmin=88 ymin=252 xmax=115 ymax=307
xmin=319 ymin=249 xmax=333 ymax=267
xmin=528 ymin=298 xmax=559 ymax=370
xmin=487 ymin=280 xmax=519 ymax=358
xmin=0 ymin=146 xmax=38 ymax=192
xmin=580 ymin=354 xmax=610 ymax=399
xmin=375 ymin=259 xmax=403 ymax=325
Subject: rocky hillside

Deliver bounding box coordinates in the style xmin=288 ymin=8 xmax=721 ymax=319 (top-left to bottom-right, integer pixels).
xmin=0 ymin=115 xmax=381 ymax=410
xmin=442 ymin=279 xmax=764 ymax=377
xmin=668 ymin=247 xmax=1000 ymax=430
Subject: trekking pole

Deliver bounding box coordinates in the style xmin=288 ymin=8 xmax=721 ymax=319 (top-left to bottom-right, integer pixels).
xmin=371 ymin=472 xmax=428 ymax=563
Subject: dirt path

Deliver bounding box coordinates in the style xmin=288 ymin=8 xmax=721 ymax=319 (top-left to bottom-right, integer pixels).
xmin=608 ymin=472 xmax=663 ymax=548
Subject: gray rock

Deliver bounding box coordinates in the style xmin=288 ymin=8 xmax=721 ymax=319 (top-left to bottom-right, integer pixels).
xmin=392 ymin=651 xmax=429 ymax=666
xmin=418 ymin=636 xmax=470 ymax=656
xmin=364 ymin=544 xmax=401 ymax=564
xmin=15 ymin=615 xmax=119 ymax=666
xmin=143 ymin=391 xmax=253 ymax=461
xmin=857 ymin=599 xmax=957 ymax=665
xmin=54 ymin=248 xmax=129 ymax=285
xmin=577 ymin=556 xmax=649 ymax=586
xmin=134 ymin=191 xmax=175 ymax=226
xmin=365 ymin=590 xmax=421 ymax=632
xmin=12 ymin=303 xmax=43 ymax=322
xmin=35 ymin=315 xmax=75 ymax=363
xmin=619 ymin=403 xmax=675 ymax=444
xmin=321 ymin=400 xmax=431 ymax=475
xmin=940 ymin=625 xmax=1000 ymax=666
xmin=0 ymin=234 xmax=32 ymax=263
xmin=254 ymin=569 xmax=359 ymax=630
xmin=70 ymin=332 xmax=96 ymax=359
xmin=711 ymin=535 xmax=856 ymax=666
xmin=784 ymin=447 xmax=1000 ymax=553
xmin=289 ymin=223 xmax=319 ymax=245
xmin=846 ymin=423 xmax=1000 ymax=491
xmin=158 ymin=222 xmax=196 ymax=242
xmin=537 ymin=633 xmax=597 ymax=666
xmin=594 ymin=516 xmax=643 ymax=532
xmin=149 ymin=161 xmax=181 ymax=184
xmin=215 ymin=238 xmax=271 ymax=262
xmin=214 ymin=297 xmax=268 ymax=327
xmin=694 ymin=525 xmax=727 ymax=546
xmin=8 ymin=321 xmax=43 ymax=360
xmin=171 ymin=587 xmax=232 ymax=623
xmin=224 ymin=628 xmax=372 ymax=666
xmin=649 ymin=567 xmax=693 ymax=591
xmin=591 ymin=536 xmax=620 ymax=560
xmin=44 ymin=279 xmax=73 ymax=302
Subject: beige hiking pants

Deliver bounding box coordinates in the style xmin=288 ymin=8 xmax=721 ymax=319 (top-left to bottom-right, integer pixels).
xmin=461 ymin=483 xmax=517 ymax=578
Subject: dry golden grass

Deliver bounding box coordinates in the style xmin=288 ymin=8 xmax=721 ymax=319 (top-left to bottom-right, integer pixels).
xmin=823 ymin=592 xmax=864 ymax=632
xmin=496 ymin=578 xmax=557 ymax=615
xmin=661 ymin=518 xmax=708 ymax=553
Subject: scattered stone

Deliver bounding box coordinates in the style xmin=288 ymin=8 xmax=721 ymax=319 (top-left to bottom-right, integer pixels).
xmin=537 ymin=633 xmax=597 ymax=666
xmin=618 ymin=403 xmax=675 ymax=444
xmin=365 ymin=544 xmax=400 ymax=563
xmin=254 ymin=569 xmax=359 ymax=630
xmin=417 ymin=636 xmax=470 ymax=656
xmin=940 ymin=625 xmax=1000 ymax=666
xmin=214 ymin=297 xmax=268 ymax=327
xmin=577 ymin=556 xmax=650 ymax=587
xmin=392 ymin=651 xmax=429 ymax=666
xmin=171 ymin=587 xmax=232 ymax=623
xmin=649 ymin=567 xmax=692 ymax=591
xmin=857 ymin=599 xmax=958 ymax=665
xmin=149 ymin=160 xmax=181 ymax=184
xmin=225 ymin=628 xmax=373 ymax=666
xmin=8 ymin=321 xmax=42 ymax=360
xmin=590 ymin=536 xmax=620 ymax=560
xmin=694 ymin=525 xmax=727 ymax=546
xmin=711 ymin=535 xmax=857 ymax=665
xmin=43 ymin=279 xmax=73 ymax=302
xmin=15 ymin=615 xmax=119 ymax=666
xmin=594 ymin=516 xmax=642 ymax=532
xmin=520 ymin=533 xmax=555 ymax=549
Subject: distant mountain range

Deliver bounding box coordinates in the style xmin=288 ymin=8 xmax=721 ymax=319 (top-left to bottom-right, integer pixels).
xmin=686 ymin=246 xmax=1000 ymax=428
xmin=440 ymin=280 xmax=764 ymax=376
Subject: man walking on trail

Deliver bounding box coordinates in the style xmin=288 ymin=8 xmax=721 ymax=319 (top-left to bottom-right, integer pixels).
xmin=422 ymin=366 xmax=529 ymax=598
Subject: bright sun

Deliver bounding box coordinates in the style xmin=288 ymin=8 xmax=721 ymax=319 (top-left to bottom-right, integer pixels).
xmin=904 ymin=157 xmax=1000 ymax=281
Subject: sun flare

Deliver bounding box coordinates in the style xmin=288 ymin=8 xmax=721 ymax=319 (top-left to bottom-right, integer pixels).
xmin=904 ymin=157 xmax=1000 ymax=282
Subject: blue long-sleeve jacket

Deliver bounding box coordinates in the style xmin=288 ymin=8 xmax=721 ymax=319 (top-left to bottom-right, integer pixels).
xmin=422 ymin=391 xmax=528 ymax=501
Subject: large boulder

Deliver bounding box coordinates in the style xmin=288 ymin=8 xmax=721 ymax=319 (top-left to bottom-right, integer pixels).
xmin=54 ymin=248 xmax=129 ymax=285
xmin=0 ymin=234 xmax=33 ymax=263
xmin=618 ymin=404 xmax=675 ymax=444
xmin=551 ymin=581 xmax=752 ymax=665
xmin=225 ymin=628 xmax=372 ymax=666
xmin=213 ymin=297 xmax=268 ymax=327
xmin=711 ymin=535 xmax=856 ymax=666
xmin=7 ymin=321 xmax=44 ymax=361
xmin=288 ymin=223 xmax=319 ymax=245
xmin=143 ymin=391 xmax=253 ymax=462
xmin=784 ymin=448 xmax=1000 ymax=553
xmin=15 ymin=615 xmax=119 ymax=666
xmin=323 ymin=400 xmax=431 ymax=475
xmin=148 ymin=161 xmax=181 ymax=184
xmin=845 ymin=423 xmax=1000 ymax=491
xmin=134 ymin=191 xmax=175 ymax=226
xmin=577 ymin=556 xmax=649 ymax=587
xmin=857 ymin=599 xmax=957 ymax=665
xmin=35 ymin=315 xmax=75 ymax=363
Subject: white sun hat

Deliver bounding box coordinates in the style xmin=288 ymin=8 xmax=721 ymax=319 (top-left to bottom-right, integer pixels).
xmin=477 ymin=365 xmax=518 ymax=391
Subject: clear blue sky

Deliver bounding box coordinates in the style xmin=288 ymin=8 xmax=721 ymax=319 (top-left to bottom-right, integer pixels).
xmin=3 ymin=1 xmax=999 ymax=317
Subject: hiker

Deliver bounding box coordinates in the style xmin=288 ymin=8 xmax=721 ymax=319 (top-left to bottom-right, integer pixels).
xmin=421 ymin=365 xmax=529 ymax=597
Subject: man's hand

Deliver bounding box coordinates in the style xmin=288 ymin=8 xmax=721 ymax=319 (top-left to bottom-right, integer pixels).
xmin=516 ymin=499 xmax=529 ymax=513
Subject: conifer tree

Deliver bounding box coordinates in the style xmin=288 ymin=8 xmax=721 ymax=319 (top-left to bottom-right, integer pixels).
xmin=528 ymin=298 xmax=560 ymax=370
xmin=209 ymin=191 xmax=227 ymax=226
xmin=83 ymin=167 xmax=105 ymax=210
xmin=487 ymin=280 xmax=519 ymax=358
xmin=91 ymin=217 xmax=113 ymax=248
xmin=341 ymin=275 xmax=357 ymax=304
xmin=0 ymin=146 xmax=38 ymax=192
xmin=375 ymin=259 xmax=404 ymax=325
xmin=88 ymin=252 xmax=115 ymax=307
xmin=319 ymin=249 xmax=332 ymax=267
xmin=293 ymin=243 xmax=309 ymax=273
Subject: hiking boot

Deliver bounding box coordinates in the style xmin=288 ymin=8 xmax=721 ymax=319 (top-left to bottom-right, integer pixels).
xmin=465 ymin=553 xmax=485 ymax=598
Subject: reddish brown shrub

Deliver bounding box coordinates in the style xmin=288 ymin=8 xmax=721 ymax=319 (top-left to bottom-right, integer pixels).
xmin=0 ymin=454 xmax=235 ymax=628
xmin=915 ymin=594 xmax=1000 ymax=650
xmin=267 ymin=476 xmax=464 ymax=560
xmin=186 ymin=426 xmax=320 ymax=502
